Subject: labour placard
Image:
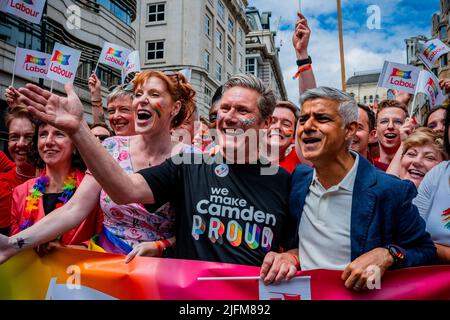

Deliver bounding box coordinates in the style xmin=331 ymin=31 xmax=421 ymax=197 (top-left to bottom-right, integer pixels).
xmin=418 ymin=38 xmax=450 ymax=70
xmin=377 ymin=61 xmax=421 ymax=95
xmin=46 ymin=42 xmax=81 ymax=84
xmin=98 ymin=42 xmax=131 ymax=71
xmin=0 ymin=0 xmax=46 ymax=25
xmin=14 ymin=47 xmax=50 ymax=80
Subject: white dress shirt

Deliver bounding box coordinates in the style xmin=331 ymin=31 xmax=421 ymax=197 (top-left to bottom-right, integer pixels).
xmin=298 ymin=152 xmax=359 ymax=270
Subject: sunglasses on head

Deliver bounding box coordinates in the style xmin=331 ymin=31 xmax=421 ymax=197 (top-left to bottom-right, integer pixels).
xmin=95 ymin=134 xmax=110 ymax=142
xmin=108 ymin=82 xmax=134 ymax=93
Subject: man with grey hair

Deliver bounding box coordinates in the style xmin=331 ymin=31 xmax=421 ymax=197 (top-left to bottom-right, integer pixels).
xmin=12 ymin=73 xmax=296 ymax=267
xmin=260 ymin=87 xmax=436 ymax=291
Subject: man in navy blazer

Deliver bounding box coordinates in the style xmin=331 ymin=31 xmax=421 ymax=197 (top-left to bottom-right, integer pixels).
xmin=260 ymin=87 xmax=437 ymax=291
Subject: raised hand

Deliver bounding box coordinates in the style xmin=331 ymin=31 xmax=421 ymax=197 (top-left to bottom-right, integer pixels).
xmin=393 ymin=90 xmax=412 ymax=105
xmin=18 ymin=83 xmax=85 ymax=135
xmin=5 ymin=86 xmax=21 ymax=109
xmin=292 ymin=12 xmax=311 ymax=59
xmin=88 ymin=72 xmax=102 ymax=100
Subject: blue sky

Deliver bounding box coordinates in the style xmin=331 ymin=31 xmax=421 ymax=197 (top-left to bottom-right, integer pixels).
xmin=247 ymin=0 xmax=440 ymax=104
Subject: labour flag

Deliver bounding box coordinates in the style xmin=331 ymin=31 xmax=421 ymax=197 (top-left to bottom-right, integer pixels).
xmin=98 ymin=42 xmax=132 ymax=71
xmin=13 ymin=47 xmax=50 ymax=80
xmin=0 ymin=0 xmax=46 ymax=25
xmin=418 ymin=38 xmax=450 ymax=70
xmin=46 ymin=42 xmax=81 ymax=84
xmin=377 ymin=61 xmax=421 ymax=95
xmin=415 ymin=70 xmax=445 ymax=107
xmin=121 ymin=50 xmax=141 ymax=83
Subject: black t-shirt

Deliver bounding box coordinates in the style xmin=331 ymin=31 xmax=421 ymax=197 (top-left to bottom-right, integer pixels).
xmin=139 ymin=153 xmax=294 ymax=266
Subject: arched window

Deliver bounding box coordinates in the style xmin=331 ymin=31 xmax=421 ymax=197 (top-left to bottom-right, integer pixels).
xmin=369 ymin=95 xmax=374 ymax=103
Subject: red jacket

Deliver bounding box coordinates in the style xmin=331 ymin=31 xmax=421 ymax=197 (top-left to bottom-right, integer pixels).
xmin=10 ymin=169 xmax=103 ymax=246
xmin=0 ymin=167 xmax=30 ymax=228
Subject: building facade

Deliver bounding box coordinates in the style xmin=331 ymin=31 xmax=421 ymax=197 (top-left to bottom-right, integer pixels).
xmin=245 ymin=7 xmax=287 ymax=101
xmin=405 ymin=0 xmax=450 ymax=123
xmin=346 ymin=70 xmax=387 ymax=105
xmin=133 ymin=0 xmax=250 ymax=118
xmin=0 ymin=0 xmax=137 ymax=149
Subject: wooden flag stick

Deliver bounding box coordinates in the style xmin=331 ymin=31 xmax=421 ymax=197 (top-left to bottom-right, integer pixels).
xmin=337 ymin=0 xmax=346 ymax=92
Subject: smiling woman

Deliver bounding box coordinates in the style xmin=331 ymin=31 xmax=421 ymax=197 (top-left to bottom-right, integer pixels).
xmin=9 ymin=121 xmax=103 ymax=248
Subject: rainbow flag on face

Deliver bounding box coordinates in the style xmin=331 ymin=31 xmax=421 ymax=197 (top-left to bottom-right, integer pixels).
xmin=390 ymin=68 xmax=412 ymax=79
xmin=51 ymin=50 xmax=71 ymax=66
xmin=24 ymin=54 xmax=46 ymax=66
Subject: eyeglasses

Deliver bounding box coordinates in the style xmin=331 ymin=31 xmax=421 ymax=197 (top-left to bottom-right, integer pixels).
xmin=108 ymin=82 xmax=134 ymax=93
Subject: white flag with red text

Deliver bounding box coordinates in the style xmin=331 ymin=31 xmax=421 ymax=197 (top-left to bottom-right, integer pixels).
xmin=418 ymin=38 xmax=450 ymax=70
xmin=377 ymin=61 xmax=421 ymax=95
xmin=46 ymin=42 xmax=81 ymax=84
xmin=99 ymin=42 xmax=132 ymax=71
xmin=14 ymin=47 xmax=50 ymax=80
xmin=415 ymin=70 xmax=446 ymax=107
xmin=0 ymin=0 xmax=46 ymax=25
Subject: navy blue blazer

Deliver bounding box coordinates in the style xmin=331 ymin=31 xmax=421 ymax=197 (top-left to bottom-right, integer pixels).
xmin=289 ymin=155 xmax=437 ymax=268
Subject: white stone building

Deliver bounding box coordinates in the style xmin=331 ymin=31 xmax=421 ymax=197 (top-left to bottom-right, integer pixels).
xmin=133 ymin=0 xmax=250 ymax=118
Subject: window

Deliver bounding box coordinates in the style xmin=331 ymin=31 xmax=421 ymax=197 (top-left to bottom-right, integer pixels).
xmin=146 ymin=40 xmax=164 ymax=60
xmin=363 ymin=96 xmax=367 ymax=104
xmin=440 ymin=25 xmax=447 ymax=41
xmin=376 ymin=94 xmax=380 ymax=103
xmin=441 ymin=53 xmax=448 ymax=67
xmin=246 ymin=58 xmax=257 ymax=76
xmin=204 ymin=86 xmax=212 ymax=106
xmin=239 ymin=53 xmax=243 ymax=71
xmin=215 ymin=29 xmax=223 ymax=50
xmin=215 ymin=61 xmax=222 ymax=82
xmin=369 ymin=95 xmax=374 ymax=104
xmin=147 ymin=3 xmax=165 ymax=23
xmin=238 ymin=28 xmax=243 ymax=44
xmin=204 ymin=14 xmax=211 ymax=36
xmin=228 ymin=17 xmax=234 ymax=34
xmin=227 ymin=42 xmax=233 ymax=62
xmin=217 ymin=0 xmax=225 ymax=20
xmin=204 ymin=50 xmax=210 ymax=71
xmin=97 ymin=0 xmax=132 ymax=25
xmin=208 ymin=0 xmax=214 ymax=6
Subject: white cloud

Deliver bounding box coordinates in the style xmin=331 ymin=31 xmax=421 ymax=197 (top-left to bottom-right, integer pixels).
xmin=247 ymin=0 xmax=434 ymax=106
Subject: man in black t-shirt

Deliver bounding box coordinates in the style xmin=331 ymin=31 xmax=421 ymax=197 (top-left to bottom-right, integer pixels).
xmin=16 ymin=74 xmax=299 ymax=271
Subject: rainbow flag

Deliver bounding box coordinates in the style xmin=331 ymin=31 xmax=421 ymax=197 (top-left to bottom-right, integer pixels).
xmin=426 ymin=78 xmax=439 ymax=98
xmin=0 ymin=248 xmax=450 ymax=300
xmin=24 ymin=54 xmax=46 ymax=66
xmin=107 ymin=48 xmax=123 ymax=58
xmin=423 ymin=43 xmax=436 ymax=59
xmin=390 ymin=68 xmax=412 ymax=79
xmin=51 ymin=50 xmax=71 ymax=66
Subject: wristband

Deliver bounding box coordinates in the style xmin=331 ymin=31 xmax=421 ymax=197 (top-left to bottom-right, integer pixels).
xmin=293 ymin=64 xmax=312 ymax=79
xmin=296 ymin=56 xmax=312 ymax=67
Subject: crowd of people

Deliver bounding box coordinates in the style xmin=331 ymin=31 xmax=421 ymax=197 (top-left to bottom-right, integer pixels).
xmin=0 ymin=12 xmax=448 ymax=292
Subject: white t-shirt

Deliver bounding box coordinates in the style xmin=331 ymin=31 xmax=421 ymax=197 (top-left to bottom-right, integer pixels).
xmin=413 ymin=161 xmax=450 ymax=246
